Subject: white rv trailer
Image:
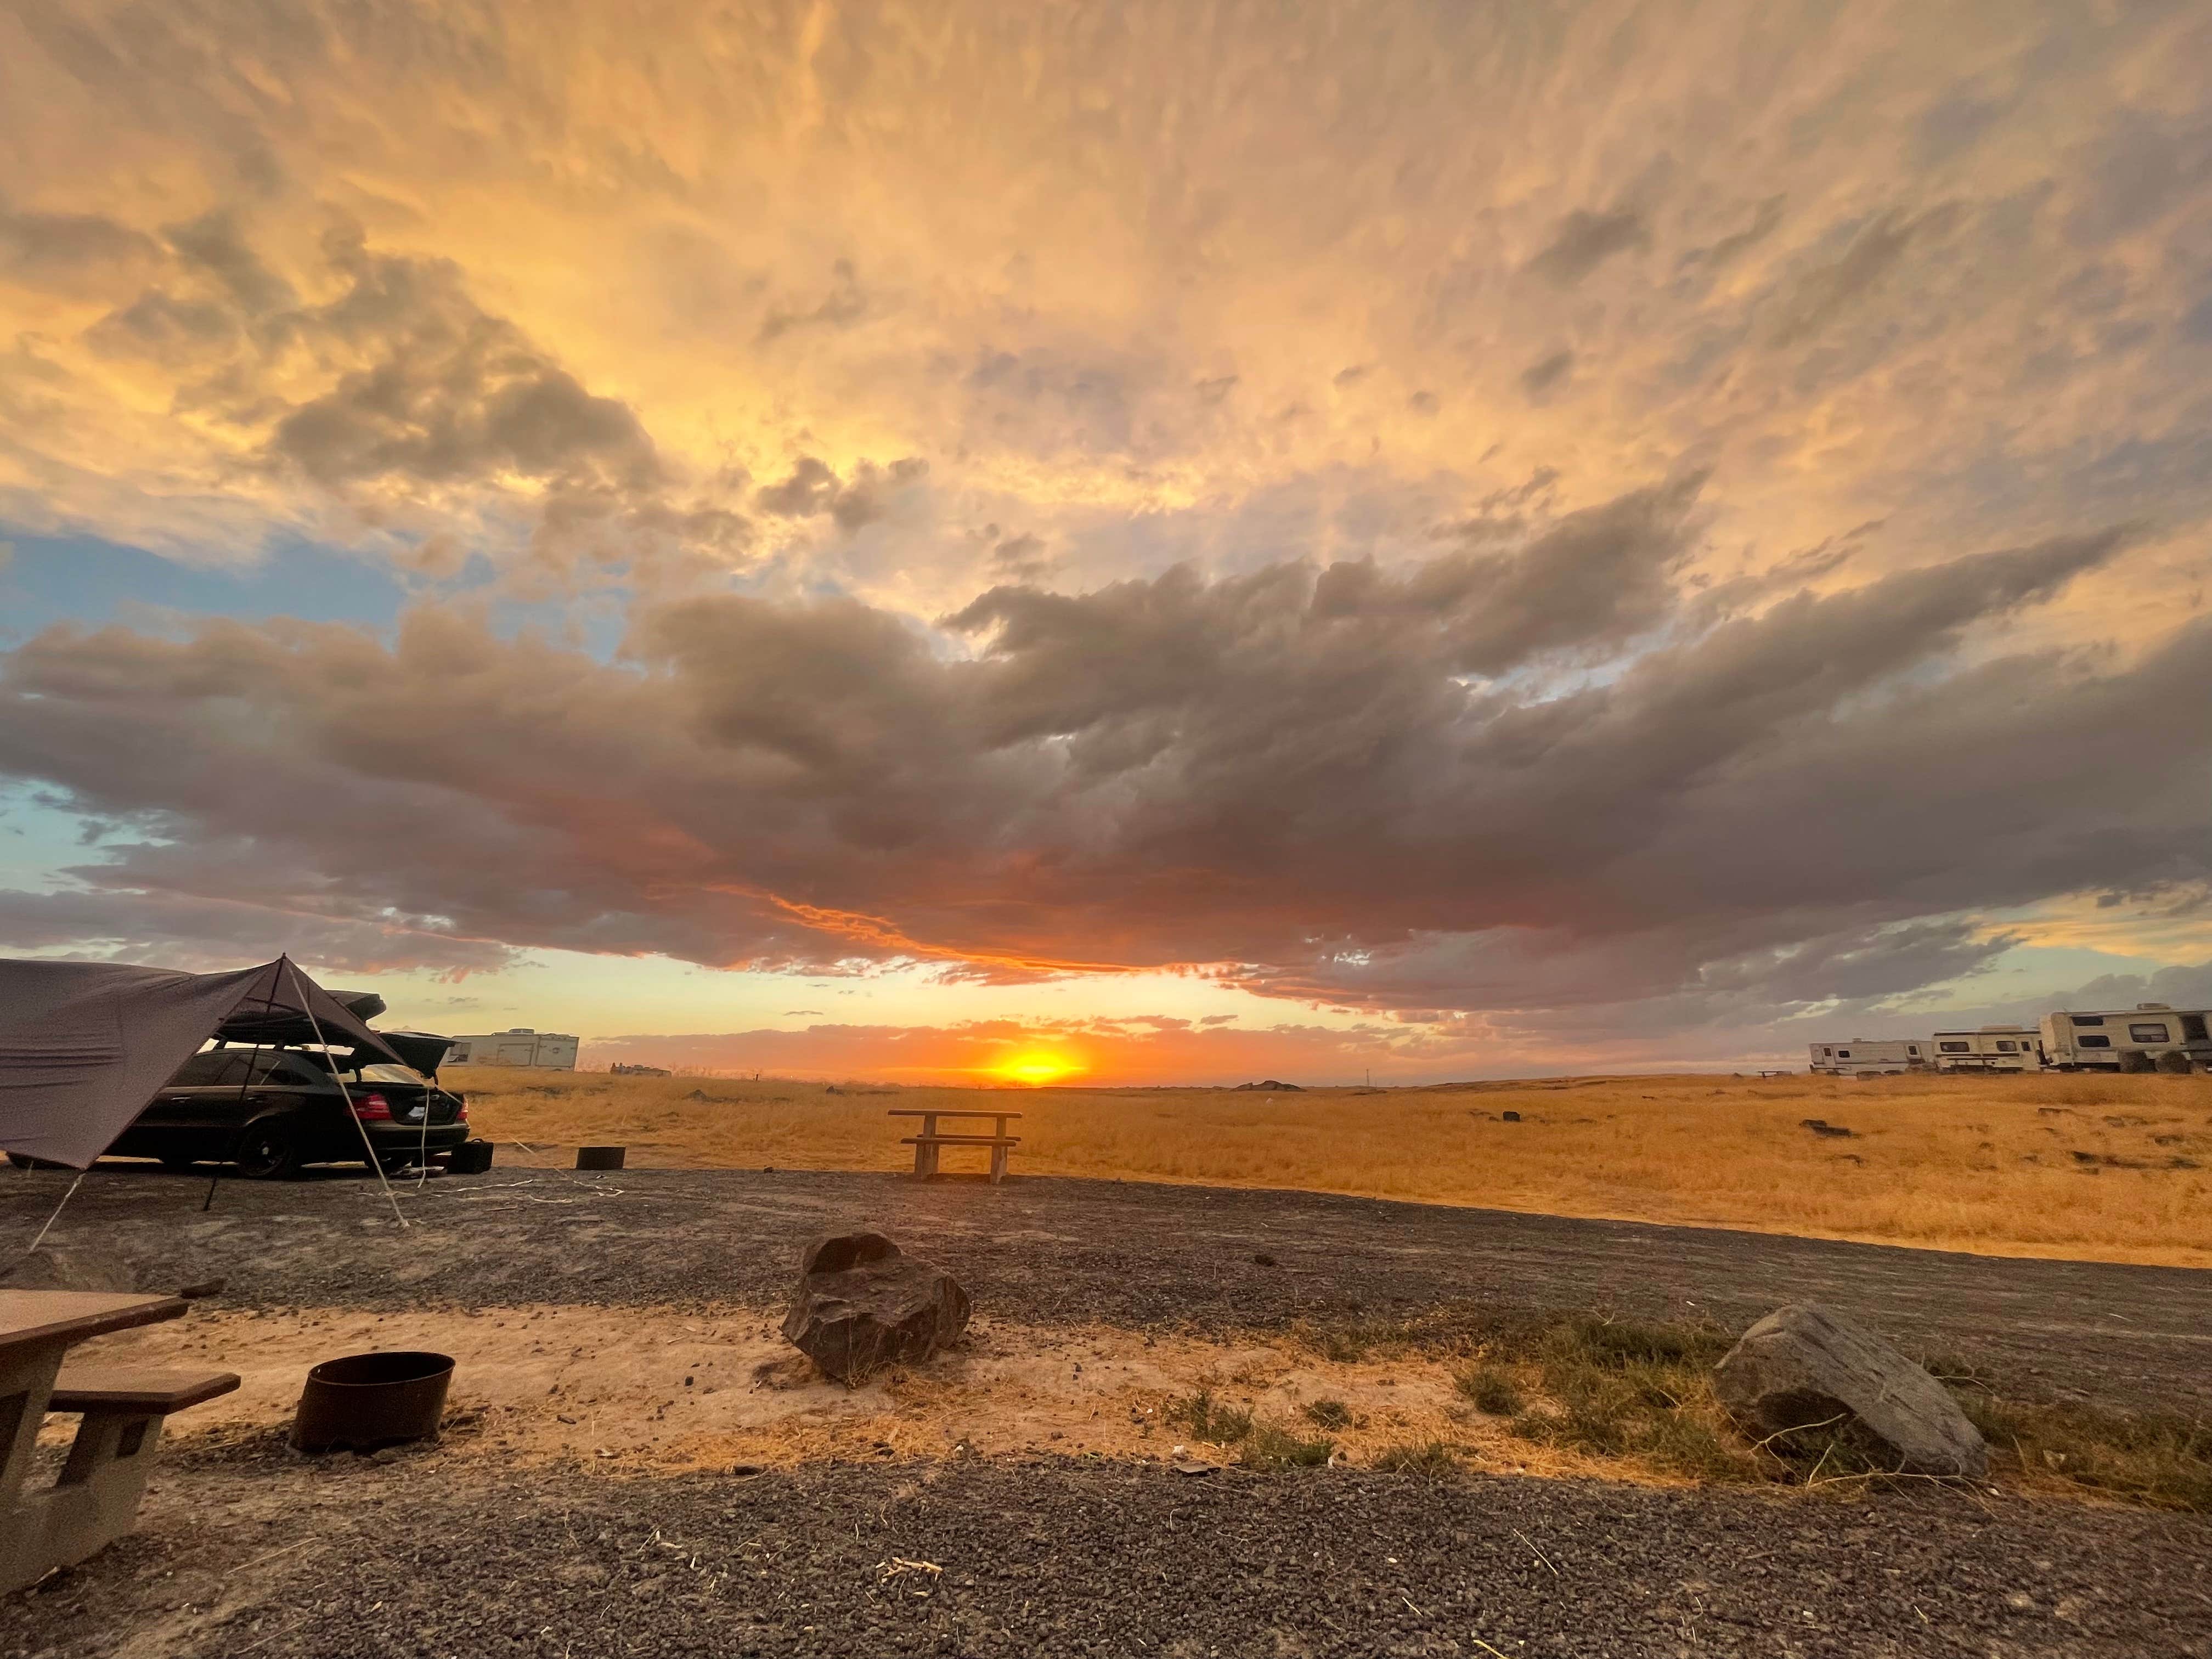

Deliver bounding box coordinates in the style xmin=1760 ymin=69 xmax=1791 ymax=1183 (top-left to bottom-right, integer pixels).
xmin=447 ymin=1028 xmax=580 ymax=1069
xmin=1931 ymin=1025 xmax=2042 ymax=1073
xmin=1807 ymin=1037 xmax=1928 ymax=1075
xmin=2038 ymin=1005 xmax=2211 ymax=1071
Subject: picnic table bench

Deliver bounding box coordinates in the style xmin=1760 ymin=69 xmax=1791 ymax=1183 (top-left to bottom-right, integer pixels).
xmin=0 ymin=1290 xmax=239 ymax=1592
xmin=889 ymin=1109 xmax=1022 ymax=1183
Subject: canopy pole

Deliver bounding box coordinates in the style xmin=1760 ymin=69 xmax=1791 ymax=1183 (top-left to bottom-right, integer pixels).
xmin=0 ymin=1169 xmax=88 ymax=1279
xmin=284 ymin=959 xmax=410 ymax=1229
xmin=204 ymin=957 xmax=285 ymax=1214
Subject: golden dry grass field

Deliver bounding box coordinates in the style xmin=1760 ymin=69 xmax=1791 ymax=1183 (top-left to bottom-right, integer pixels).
xmin=453 ymin=1066 xmax=2212 ymax=1270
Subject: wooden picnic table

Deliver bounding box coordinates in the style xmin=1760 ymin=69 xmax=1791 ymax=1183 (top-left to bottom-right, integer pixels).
xmin=888 ymin=1109 xmax=1023 ymax=1183
xmin=0 ymin=1289 xmax=237 ymax=1592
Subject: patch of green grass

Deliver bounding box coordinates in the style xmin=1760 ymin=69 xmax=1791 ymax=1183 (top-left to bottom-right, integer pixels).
xmin=1288 ymin=1306 xmax=1556 ymax=1365
xmin=1303 ymin=1327 xmax=1373 ymax=1364
xmin=1239 ymin=1423 xmax=1335 ymax=1471
xmin=1164 ymin=1390 xmax=1254 ymax=1446
xmin=1369 ymin=1440 xmax=1465 ymax=1479
xmin=1454 ymin=1365 xmax=1525 ymax=1415
xmin=1636 ymin=1408 xmax=1767 ymax=1483
xmin=1288 ymin=1303 xmax=2210 ymax=1511
xmin=1960 ymin=1395 xmax=2212 ymax=1513
xmin=1543 ymin=1314 xmax=1734 ymax=1373
xmin=1302 ymin=1397 xmax=1354 ymax=1430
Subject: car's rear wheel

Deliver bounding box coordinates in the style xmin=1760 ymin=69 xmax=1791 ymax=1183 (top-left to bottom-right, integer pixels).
xmin=233 ymin=1121 xmax=302 ymax=1181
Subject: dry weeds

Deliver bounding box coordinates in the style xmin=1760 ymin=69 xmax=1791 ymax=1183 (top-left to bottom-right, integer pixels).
xmin=458 ymin=1066 xmax=2212 ymax=1267
xmin=104 ymin=1303 xmax=2209 ymax=1510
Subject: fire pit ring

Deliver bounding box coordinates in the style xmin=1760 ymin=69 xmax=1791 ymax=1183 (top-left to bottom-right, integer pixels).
xmin=290 ymin=1350 xmax=455 ymax=1454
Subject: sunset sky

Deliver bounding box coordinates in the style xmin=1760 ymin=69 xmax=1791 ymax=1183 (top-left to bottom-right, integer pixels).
xmin=3 ymin=1 xmax=2209 ymax=1083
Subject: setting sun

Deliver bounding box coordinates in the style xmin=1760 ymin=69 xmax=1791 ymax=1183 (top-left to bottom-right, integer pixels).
xmin=990 ymin=1050 xmax=1084 ymax=1086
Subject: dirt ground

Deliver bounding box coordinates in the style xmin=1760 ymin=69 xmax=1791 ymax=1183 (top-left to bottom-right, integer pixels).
xmin=12 ymin=1162 xmax=2210 ymax=1410
xmin=50 ymin=1304 xmax=1746 ymax=1484
xmin=2 ymin=1164 xmax=2209 ymax=1657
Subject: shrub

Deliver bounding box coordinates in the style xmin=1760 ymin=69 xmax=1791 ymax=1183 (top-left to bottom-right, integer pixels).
xmin=1370 ymin=1440 xmax=1464 ymax=1479
xmin=1165 ymin=1390 xmax=1254 ymax=1446
xmin=1959 ymin=1395 xmax=2212 ymax=1513
xmin=1455 ymin=1365 xmax=1525 ymax=1415
xmin=1302 ymin=1397 xmax=1354 ymax=1430
xmin=1240 ymin=1423 xmax=1335 ymax=1471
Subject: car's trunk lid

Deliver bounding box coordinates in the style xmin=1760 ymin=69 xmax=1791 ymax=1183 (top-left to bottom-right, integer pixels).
xmin=370 ymin=1082 xmax=462 ymax=1126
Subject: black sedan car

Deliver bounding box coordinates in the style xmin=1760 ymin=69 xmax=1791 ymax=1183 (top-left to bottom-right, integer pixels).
xmin=108 ymin=1044 xmax=472 ymax=1178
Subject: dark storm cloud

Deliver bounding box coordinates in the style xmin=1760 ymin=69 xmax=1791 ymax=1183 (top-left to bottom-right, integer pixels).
xmin=0 ymin=484 xmax=2190 ymax=1039
xmin=1764 ymin=208 xmax=1931 ymax=347
xmin=0 ymin=198 xmax=159 ymax=287
xmin=755 ymin=455 xmax=929 ymax=530
xmin=164 ymin=208 xmax=297 ymax=316
xmin=1520 ymin=348 xmax=1574 ymax=398
xmin=1680 ymin=195 xmax=1786 ymax=273
xmin=69 ymin=213 xmax=744 ymax=572
xmin=757 ymin=258 xmax=868 ymax=343
xmin=268 ymin=227 xmax=660 ymax=493
xmin=1526 ymin=207 xmax=1649 ymax=286
xmin=0 ymin=886 xmax=515 ymax=977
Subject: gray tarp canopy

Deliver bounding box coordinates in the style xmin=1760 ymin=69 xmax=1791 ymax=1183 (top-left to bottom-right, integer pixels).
xmin=0 ymin=956 xmax=406 ymax=1170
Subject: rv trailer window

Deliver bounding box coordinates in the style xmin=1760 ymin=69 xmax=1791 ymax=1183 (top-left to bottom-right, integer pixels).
xmin=1996 ymin=1041 xmax=2017 ymax=1053
xmin=2073 ymin=1015 xmax=2104 ymax=1026
xmin=1836 ymin=1050 xmax=1850 ymax=1059
xmin=2129 ymin=1023 xmax=2170 ymax=1043
xmin=1939 ymin=1041 xmax=1970 ymax=1053
xmin=2076 ymin=1035 xmax=2112 ymax=1048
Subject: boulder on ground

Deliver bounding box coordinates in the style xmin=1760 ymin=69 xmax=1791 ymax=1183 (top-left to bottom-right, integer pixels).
xmin=781 ymin=1229 xmax=970 ymax=1385
xmin=1714 ymin=1303 xmax=1987 ymax=1477
xmin=0 ymin=1244 xmax=139 ymax=1294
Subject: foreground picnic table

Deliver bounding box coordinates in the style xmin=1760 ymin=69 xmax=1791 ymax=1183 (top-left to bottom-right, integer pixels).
xmin=0 ymin=1289 xmax=238 ymax=1592
xmin=889 ymin=1109 xmax=1023 ymax=1183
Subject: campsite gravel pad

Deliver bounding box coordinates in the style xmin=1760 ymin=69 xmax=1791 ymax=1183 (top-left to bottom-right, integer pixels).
xmin=1 ymin=1456 xmax=2207 ymax=1658
xmin=8 ymin=1166 xmax=2211 ymax=1411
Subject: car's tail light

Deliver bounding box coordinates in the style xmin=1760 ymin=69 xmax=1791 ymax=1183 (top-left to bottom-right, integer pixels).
xmin=455 ymin=1100 xmax=468 ymax=1121
xmin=351 ymin=1093 xmax=393 ymax=1121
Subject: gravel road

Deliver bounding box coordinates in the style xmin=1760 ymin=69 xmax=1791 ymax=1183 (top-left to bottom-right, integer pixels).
xmin=8 ymin=1164 xmax=2209 ymax=1410
xmin=2 ymin=1452 xmax=2207 ymax=1659
xmin=3 ymin=1166 xmax=2210 ymax=1657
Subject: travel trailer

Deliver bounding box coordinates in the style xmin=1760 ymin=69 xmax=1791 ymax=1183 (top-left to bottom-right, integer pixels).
xmin=447 ymin=1028 xmax=580 ymax=1069
xmin=2038 ymin=1005 xmax=2211 ymax=1071
xmin=1931 ymin=1026 xmax=2044 ymax=1073
xmin=1807 ymin=1038 xmax=1927 ymax=1075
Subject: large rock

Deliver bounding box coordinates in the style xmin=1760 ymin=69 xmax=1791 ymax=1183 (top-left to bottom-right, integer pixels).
xmin=0 ymin=1244 xmax=139 ymax=1293
xmin=780 ymin=1229 xmax=970 ymax=1385
xmin=1714 ymin=1303 xmax=1988 ymax=1477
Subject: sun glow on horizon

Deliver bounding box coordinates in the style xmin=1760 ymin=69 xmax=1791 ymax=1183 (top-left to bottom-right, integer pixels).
xmin=989 ymin=1049 xmax=1085 ymax=1086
